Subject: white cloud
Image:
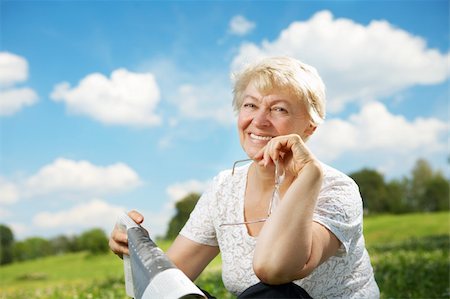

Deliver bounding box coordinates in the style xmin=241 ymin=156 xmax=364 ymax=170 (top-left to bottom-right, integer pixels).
xmin=166 ymin=179 xmax=210 ymax=204
xmin=0 ymin=177 xmax=19 ymax=204
xmin=0 ymin=52 xmax=28 ymax=86
xmin=0 ymin=52 xmax=38 ymax=116
xmin=309 ymin=101 xmax=448 ymax=162
xmin=0 ymin=207 xmax=11 ymax=219
xmin=231 ymin=10 xmax=449 ymax=112
xmin=23 ymin=158 xmax=141 ymax=198
xmin=0 ymin=87 xmax=38 ymax=116
xmin=0 ymin=158 xmax=141 ymax=202
xmin=140 ymin=57 xmax=235 ymax=125
xmin=177 ymin=83 xmax=235 ymax=125
xmin=229 ymin=15 xmax=255 ymax=36
xmin=50 ymin=68 xmax=162 ymax=127
xmin=31 ymin=199 xmax=174 ymax=239
xmin=32 ymin=199 xmax=126 ymax=233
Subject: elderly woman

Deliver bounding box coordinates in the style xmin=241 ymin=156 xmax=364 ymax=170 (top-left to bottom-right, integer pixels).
xmin=109 ymin=56 xmax=380 ymax=298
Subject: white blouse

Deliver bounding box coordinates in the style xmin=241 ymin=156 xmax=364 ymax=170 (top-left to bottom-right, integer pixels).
xmin=180 ymin=162 xmax=380 ymax=298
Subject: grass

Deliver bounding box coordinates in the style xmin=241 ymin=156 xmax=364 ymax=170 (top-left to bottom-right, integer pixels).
xmin=0 ymin=212 xmax=449 ymax=298
xmin=363 ymin=211 xmax=449 ymax=245
xmin=0 ymin=252 xmax=124 ymax=298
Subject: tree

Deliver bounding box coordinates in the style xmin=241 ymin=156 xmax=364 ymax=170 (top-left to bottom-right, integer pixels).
xmin=0 ymin=224 xmax=14 ymax=265
xmin=408 ymin=159 xmax=449 ymax=212
xmin=78 ymin=228 xmax=109 ymax=254
xmin=408 ymin=159 xmax=435 ymax=210
xmin=50 ymin=234 xmax=79 ymax=254
xmin=165 ymin=193 xmax=200 ymax=239
xmin=385 ymin=179 xmax=409 ymax=214
xmin=13 ymin=237 xmax=53 ymax=261
xmin=350 ymin=169 xmax=389 ymax=214
xmin=419 ymin=175 xmax=449 ymax=211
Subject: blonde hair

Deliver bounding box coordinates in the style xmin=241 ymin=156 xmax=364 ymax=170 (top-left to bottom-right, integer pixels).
xmin=232 ymin=56 xmax=326 ymax=125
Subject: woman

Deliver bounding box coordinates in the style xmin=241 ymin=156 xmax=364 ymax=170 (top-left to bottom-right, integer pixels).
xmin=109 ymin=56 xmax=380 ymax=298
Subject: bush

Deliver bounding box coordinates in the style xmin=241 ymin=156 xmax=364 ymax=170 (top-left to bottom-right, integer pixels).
xmin=77 ymin=228 xmax=109 ymax=255
xmin=13 ymin=237 xmax=53 ymax=261
xmin=0 ymin=224 xmax=14 ymax=265
xmin=370 ymin=235 xmax=450 ymax=298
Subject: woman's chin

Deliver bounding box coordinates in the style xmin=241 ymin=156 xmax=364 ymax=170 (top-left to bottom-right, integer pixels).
xmin=244 ymin=147 xmax=263 ymax=160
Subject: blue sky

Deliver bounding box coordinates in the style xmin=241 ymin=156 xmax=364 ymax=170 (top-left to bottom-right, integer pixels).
xmin=0 ymin=0 xmax=448 ymax=240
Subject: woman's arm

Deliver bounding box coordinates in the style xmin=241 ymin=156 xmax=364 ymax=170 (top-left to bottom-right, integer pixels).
xmin=252 ymin=135 xmax=341 ymax=284
xmin=167 ymin=235 xmax=220 ymax=281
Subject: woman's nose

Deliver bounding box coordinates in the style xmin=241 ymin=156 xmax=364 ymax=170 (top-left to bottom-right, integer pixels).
xmin=252 ymin=109 xmax=270 ymax=127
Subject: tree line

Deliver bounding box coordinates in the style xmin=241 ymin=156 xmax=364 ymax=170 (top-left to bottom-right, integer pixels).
xmin=351 ymin=159 xmax=448 ymax=214
xmin=165 ymin=158 xmax=449 ymax=239
xmin=0 ymin=227 xmax=109 ymax=265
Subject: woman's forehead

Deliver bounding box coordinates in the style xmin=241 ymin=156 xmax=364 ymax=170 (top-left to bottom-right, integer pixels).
xmin=244 ymin=81 xmax=295 ymax=102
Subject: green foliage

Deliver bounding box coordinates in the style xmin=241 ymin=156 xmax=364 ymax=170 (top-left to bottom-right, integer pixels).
xmin=165 ymin=192 xmax=200 ymax=239
xmin=49 ymin=235 xmax=79 ymax=254
xmin=6 ymin=228 xmax=107 ymax=264
xmin=77 ymin=228 xmax=109 ymax=255
xmin=384 ymin=179 xmax=409 ymax=213
xmin=0 ymin=224 xmax=14 ymax=265
xmin=419 ymin=175 xmax=449 ymax=211
xmin=350 ymin=168 xmax=389 ymax=213
xmin=13 ymin=237 xmax=53 ymax=262
xmin=407 ymin=159 xmax=449 ymax=212
xmin=350 ymin=158 xmax=449 ymax=215
xmin=370 ymin=235 xmax=449 ymax=298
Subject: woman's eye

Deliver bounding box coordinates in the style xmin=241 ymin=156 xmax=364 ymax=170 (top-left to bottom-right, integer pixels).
xmin=272 ymin=107 xmax=287 ymax=113
xmin=243 ymin=103 xmax=256 ymax=108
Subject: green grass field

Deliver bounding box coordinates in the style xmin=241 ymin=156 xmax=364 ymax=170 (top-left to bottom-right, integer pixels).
xmin=1 ymin=212 xmax=449 ymax=299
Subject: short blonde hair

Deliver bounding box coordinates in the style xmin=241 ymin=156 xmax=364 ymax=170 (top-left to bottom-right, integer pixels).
xmin=232 ymin=56 xmax=326 ymax=125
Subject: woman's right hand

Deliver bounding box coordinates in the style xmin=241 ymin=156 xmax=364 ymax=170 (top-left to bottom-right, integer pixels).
xmin=109 ymin=210 xmax=145 ymax=258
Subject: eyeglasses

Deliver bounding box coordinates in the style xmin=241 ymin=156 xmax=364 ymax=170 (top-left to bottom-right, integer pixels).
xmin=220 ymin=158 xmax=285 ymax=227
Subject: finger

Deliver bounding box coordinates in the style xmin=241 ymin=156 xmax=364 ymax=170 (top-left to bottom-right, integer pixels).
xmin=111 ymin=227 xmax=128 ymax=247
xmin=128 ymin=210 xmax=144 ymax=224
xmin=265 ymin=137 xmax=286 ymax=165
xmin=253 ymin=144 xmax=266 ymax=161
xmin=262 ymin=144 xmax=273 ymax=167
xmin=109 ymin=238 xmax=129 ymax=257
xmin=253 ymin=146 xmax=268 ymax=167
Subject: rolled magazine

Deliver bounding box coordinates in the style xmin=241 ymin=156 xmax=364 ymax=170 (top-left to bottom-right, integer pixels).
xmin=117 ymin=212 xmax=206 ymax=299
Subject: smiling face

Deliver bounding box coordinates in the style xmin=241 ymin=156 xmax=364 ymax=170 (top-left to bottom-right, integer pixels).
xmin=237 ymin=81 xmax=316 ymax=159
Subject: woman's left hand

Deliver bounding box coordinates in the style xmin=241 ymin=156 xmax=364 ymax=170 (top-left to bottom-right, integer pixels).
xmin=253 ymin=134 xmax=315 ymax=177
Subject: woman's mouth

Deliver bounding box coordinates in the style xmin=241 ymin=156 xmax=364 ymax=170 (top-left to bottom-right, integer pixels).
xmin=250 ymin=133 xmax=273 ymax=141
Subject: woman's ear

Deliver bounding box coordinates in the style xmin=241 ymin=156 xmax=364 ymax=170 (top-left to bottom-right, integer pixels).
xmin=303 ymin=123 xmax=317 ymax=137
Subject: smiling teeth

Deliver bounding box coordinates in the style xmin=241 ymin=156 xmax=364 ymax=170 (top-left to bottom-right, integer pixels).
xmin=250 ymin=133 xmax=273 ymax=141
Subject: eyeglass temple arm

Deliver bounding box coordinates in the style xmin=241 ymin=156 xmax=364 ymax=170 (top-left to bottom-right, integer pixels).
xmin=232 ymin=158 xmax=253 ymax=175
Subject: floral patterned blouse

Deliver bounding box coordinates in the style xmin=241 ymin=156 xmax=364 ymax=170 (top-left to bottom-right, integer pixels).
xmin=180 ymin=162 xmax=380 ymax=298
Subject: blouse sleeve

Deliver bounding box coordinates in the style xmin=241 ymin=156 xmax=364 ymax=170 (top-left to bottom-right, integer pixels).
xmin=312 ymin=168 xmax=364 ymax=257
xmin=179 ymin=179 xmax=219 ymax=247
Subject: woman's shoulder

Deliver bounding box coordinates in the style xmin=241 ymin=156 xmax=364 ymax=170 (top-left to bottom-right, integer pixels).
xmin=319 ymin=162 xmax=359 ymax=190
xmin=206 ymin=162 xmax=250 ymax=194
xmin=213 ymin=162 xmax=250 ymax=184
